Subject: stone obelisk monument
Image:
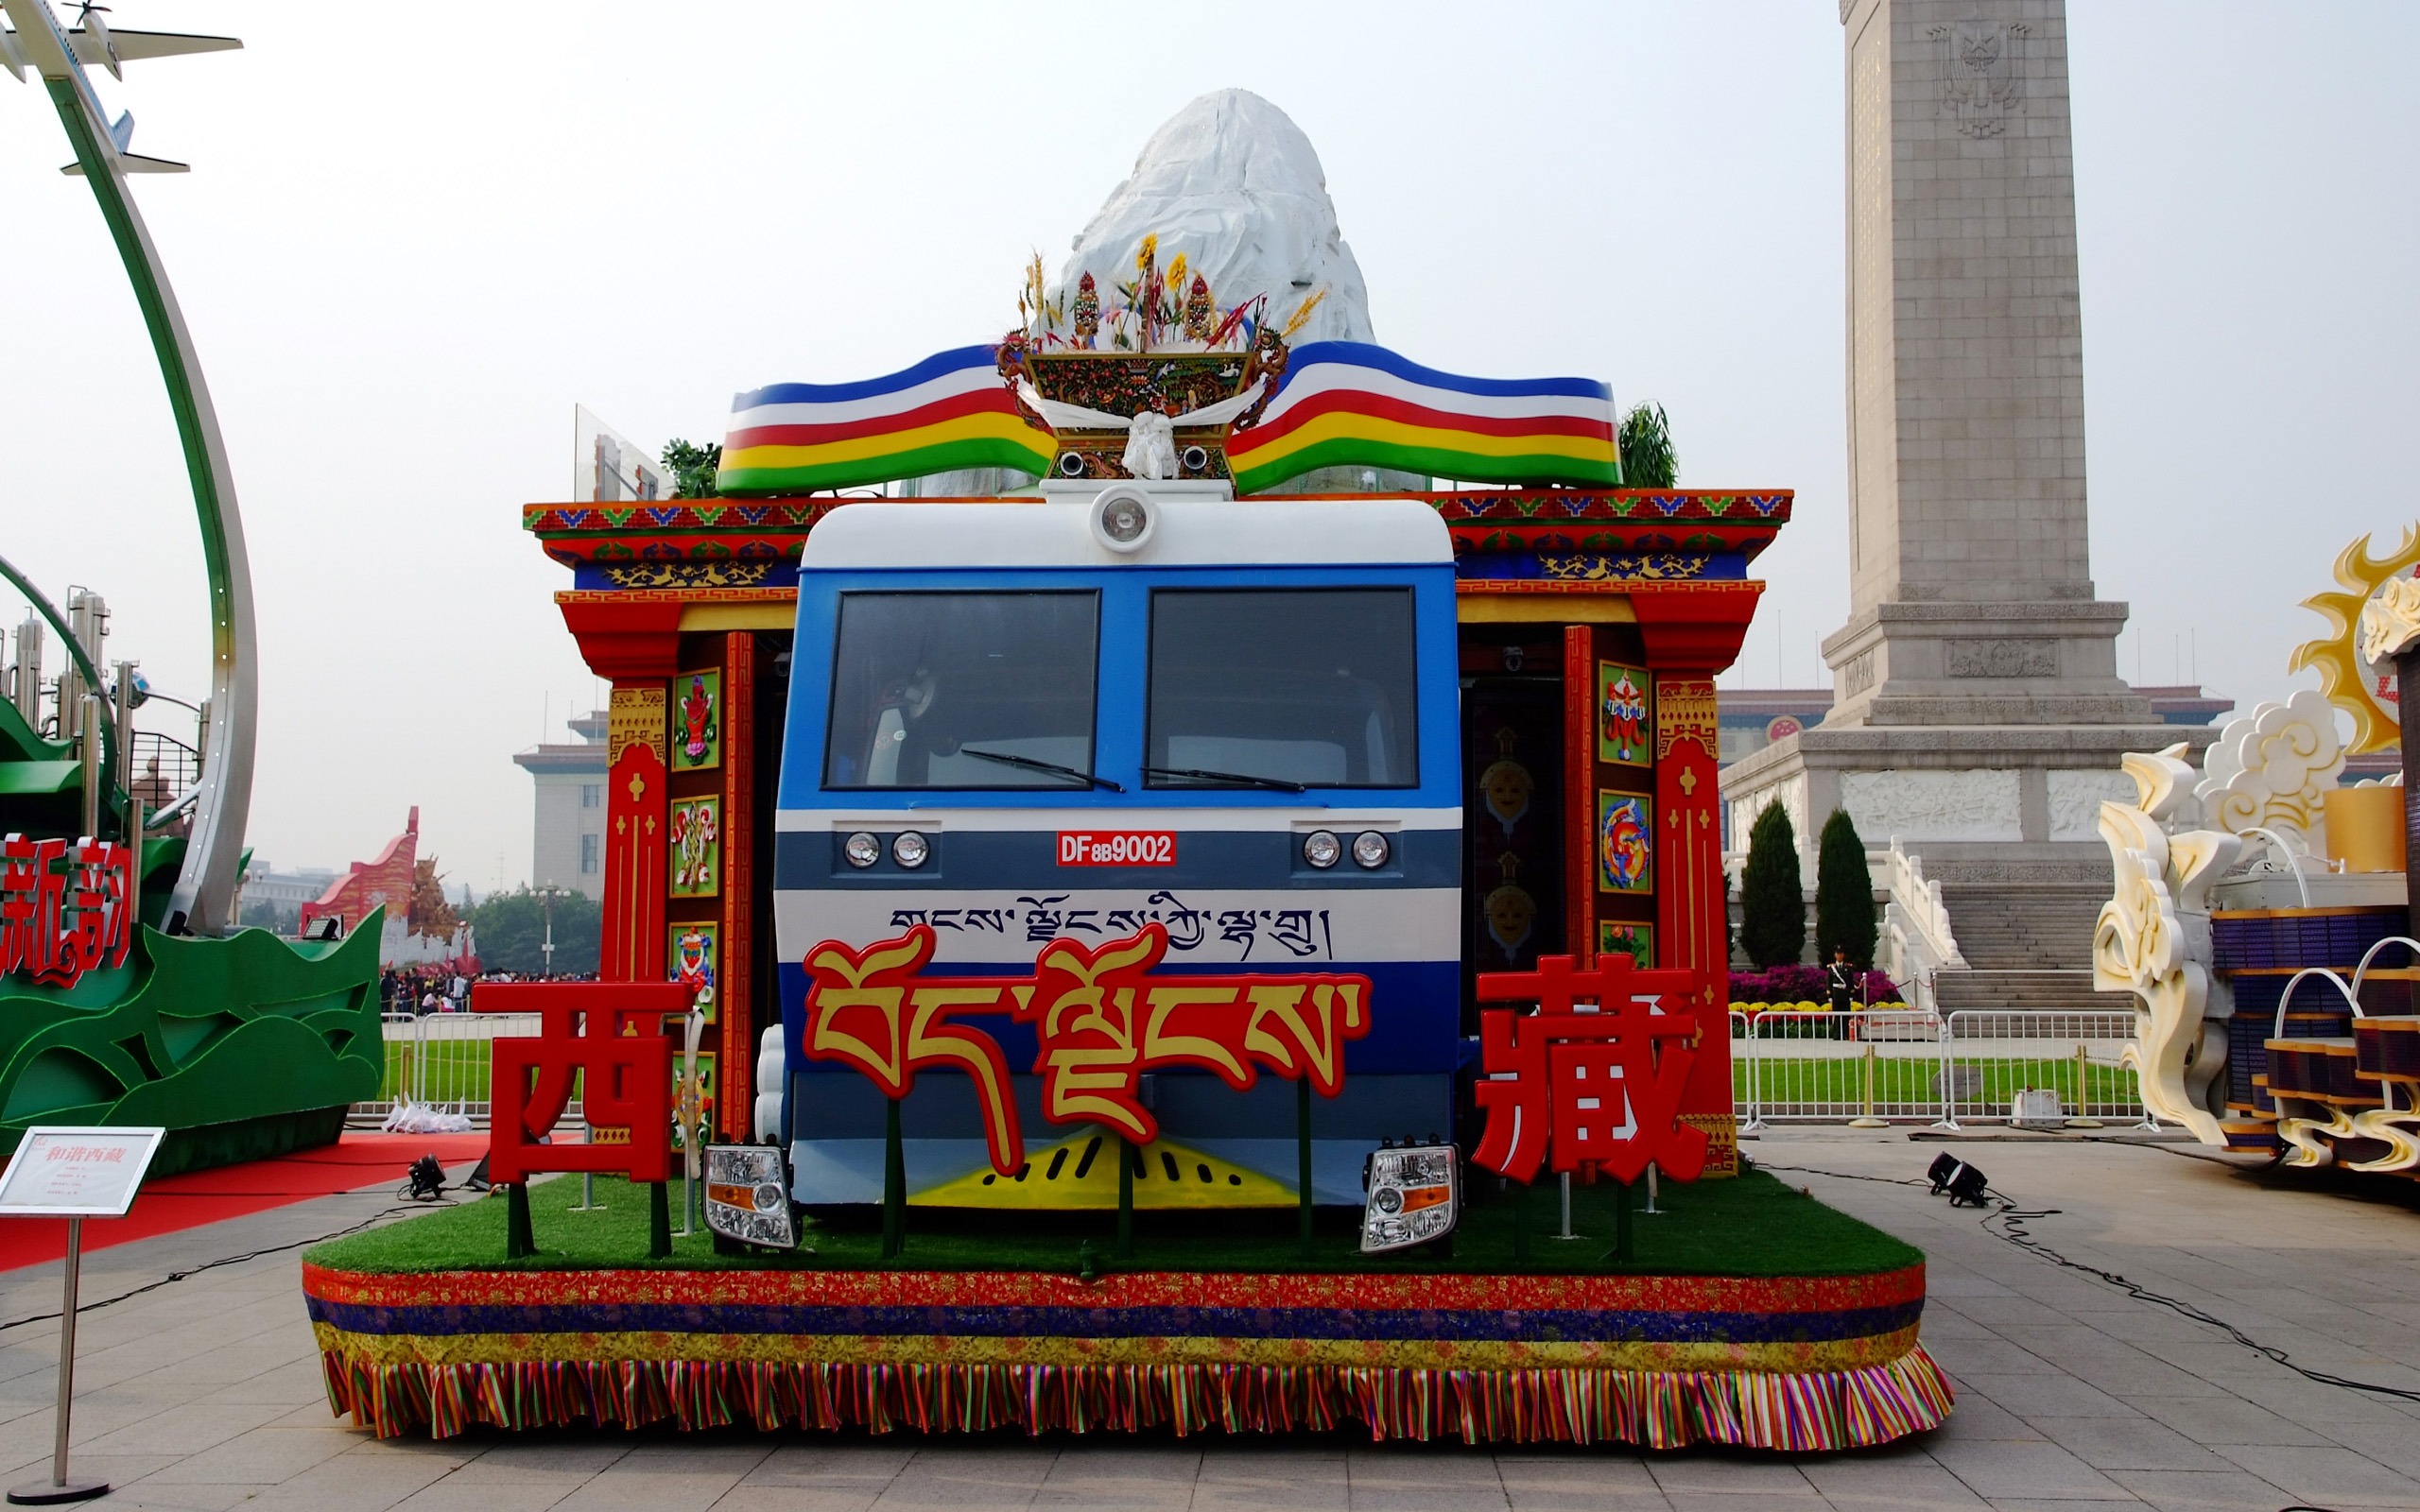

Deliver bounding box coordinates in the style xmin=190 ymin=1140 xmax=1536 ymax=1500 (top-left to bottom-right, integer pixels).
xmin=1726 ymin=0 xmax=2204 ymax=909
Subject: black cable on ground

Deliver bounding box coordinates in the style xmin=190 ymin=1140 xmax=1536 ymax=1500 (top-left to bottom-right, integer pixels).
xmin=0 ymin=1198 xmax=456 ymax=1335
xmin=1767 ymin=1160 xmax=2420 ymax=1407
xmin=1755 ymin=1160 xmax=1930 ymax=1189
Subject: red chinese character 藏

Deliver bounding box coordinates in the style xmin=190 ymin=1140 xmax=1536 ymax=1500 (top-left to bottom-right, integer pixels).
xmin=1471 ymin=954 xmax=1708 ymax=1184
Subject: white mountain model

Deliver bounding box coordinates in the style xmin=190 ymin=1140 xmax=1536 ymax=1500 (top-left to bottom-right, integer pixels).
xmin=1051 ymin=89 xmax=1375 ymax=347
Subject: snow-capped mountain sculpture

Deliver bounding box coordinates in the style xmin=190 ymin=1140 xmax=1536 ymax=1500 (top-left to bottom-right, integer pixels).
xmin=1050 ymin=89 xmax=1374 ymax=348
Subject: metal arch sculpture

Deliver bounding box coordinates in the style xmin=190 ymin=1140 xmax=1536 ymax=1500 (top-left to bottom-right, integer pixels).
xmin=2 ymin=0 xmax=251 ymax=932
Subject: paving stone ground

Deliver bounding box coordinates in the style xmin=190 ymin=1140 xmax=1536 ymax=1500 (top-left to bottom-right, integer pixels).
xmin=7 ymin=1129 xmax=2420 ymax=1511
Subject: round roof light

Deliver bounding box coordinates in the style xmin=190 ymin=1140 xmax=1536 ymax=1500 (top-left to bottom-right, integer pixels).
xmin=1090 ymin=484 xmax=1155 ymax=553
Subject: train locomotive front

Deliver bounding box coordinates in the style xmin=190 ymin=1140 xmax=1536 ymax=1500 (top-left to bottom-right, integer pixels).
xmin=770 ymin=490 xmax=1461 ymax=1210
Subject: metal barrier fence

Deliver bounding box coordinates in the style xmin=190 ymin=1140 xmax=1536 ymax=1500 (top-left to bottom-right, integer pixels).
xmin=1735 ymin=1007 xmax=2152 ymax=1131
xmin=357 ymin=1010 xmax=558 ymax=1127
xmin=354 ymin=1005 xmax=2142 ymax=1134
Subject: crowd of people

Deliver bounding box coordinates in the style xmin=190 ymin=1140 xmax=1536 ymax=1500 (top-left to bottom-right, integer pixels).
xmin=379 ymin=967 xmax=598 ymax=1015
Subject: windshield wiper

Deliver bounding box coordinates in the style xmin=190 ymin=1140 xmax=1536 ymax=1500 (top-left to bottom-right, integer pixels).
xmin=960 ymin=747 xmax=1123 ymax=791
xmin=1142 ymin=765 xmax=1308 ymax=794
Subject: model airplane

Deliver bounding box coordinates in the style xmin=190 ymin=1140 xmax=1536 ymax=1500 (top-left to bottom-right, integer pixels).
xmin=1 ymin=3 xmax=239 ymax=171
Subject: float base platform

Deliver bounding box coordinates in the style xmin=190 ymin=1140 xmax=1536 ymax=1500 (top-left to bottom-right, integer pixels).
xmin=301 ymin=1175 xmax=1950 ymax=1452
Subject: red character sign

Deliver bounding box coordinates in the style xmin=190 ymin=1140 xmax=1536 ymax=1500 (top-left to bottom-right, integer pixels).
xmin=475 ymin=981 xmax=693 ymax=1185
xmin=799 ymin=924 xmax=1374 ymax=1172
xmin=2 ymin=835 xmax=133 ymax=988
xmin=1471 ymin=954 xmax=1708 ymax=1184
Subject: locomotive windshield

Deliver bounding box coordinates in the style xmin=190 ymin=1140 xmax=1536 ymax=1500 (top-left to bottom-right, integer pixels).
xmin=823 ymin=591 xmax=1099 ymax=788
xmin=1146 ymin=588 xmax=1418 ymax=789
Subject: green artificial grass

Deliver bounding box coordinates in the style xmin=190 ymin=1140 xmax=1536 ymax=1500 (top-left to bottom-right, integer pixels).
xmin=307 ymin=1161 xmax=1920 ymax=1280
xmin=1734 ymin=1056 xmax=2137 ymax=1111
xmin=380 ymin=1037 xmax=507 ymax=1106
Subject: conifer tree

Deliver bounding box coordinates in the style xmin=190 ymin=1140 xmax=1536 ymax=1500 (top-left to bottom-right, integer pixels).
xmin=1814 ymin=808 xmax=1878 ymax=970
xmin=1738 ymin=802 xmax=1805 ymax=969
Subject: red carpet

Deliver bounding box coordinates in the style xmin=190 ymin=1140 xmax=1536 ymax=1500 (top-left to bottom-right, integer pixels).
xmin=4 ymin=1131 xmax=492 ymax=1275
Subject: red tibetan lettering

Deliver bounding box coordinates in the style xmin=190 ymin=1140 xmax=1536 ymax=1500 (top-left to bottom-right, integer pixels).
xmin=799 ymin=925 xmax=1023 ymax=1177
xmin=1016 ymin=923 xmax=1372 ymax=1145
xmin=796 ymin=924 xmax=1376 ymax=1170
xmin=1472 ymin=954 xmax=1707 ymax=1185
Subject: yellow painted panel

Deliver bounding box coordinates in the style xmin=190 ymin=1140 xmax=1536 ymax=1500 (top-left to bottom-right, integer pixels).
xmin=911 ymin=1130 xmax=1296 ymax=1210
xmin=1457 ymin=595 xmax=1636 ymax=625
xmin=679 ymin=600 xmax=798 ymax=632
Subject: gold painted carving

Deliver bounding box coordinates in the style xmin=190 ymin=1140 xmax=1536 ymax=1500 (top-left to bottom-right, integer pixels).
xmin=602 ymin=560 xmax=774 ymax=590
xmin=609 ymin=687 xmax=668 ymax=765
xmin=1652 ymin=678 xmax=1718 ymax=761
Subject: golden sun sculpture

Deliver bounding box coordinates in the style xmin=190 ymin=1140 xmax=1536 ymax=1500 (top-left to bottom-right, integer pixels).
xmin=2291 ymin=526 xmax=2420 ymax=755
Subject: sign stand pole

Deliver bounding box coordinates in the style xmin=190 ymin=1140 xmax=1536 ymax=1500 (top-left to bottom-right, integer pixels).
xmin=3 ymin=1127 xmax=164 ymax=1505
xmin=10 ymin=1221 xmax=109 ymax=1505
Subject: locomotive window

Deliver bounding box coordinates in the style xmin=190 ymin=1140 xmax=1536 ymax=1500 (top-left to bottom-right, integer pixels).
xmin=1146 ymin=589 xmax=1418 ymax=789
xmin=823 ymin=592 xmax=1099 ymax=788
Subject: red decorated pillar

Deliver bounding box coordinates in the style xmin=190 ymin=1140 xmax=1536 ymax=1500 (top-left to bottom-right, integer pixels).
xmin=1562 ymin=625 xmax=1599 ymax=966
xmin=1649 ymin=678 xmax=1723 ymax=986
xmin=1633 ymin=583 xmax=1763 ymax=988
xmin=558 ymin=598 xmax=682 ymax=984
xmin=1634 ymin=584 xmax=1764 ymax=1172
xmin=603 ymin=692 xmax=669 ymax=983
xmin=717 ymin=628 xmax=757 ymax=1139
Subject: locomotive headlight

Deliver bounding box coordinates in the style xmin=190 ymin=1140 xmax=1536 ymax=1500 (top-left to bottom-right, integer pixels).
xmin=1089 ymin=484 xmax=1154 ymax=553
xmin=843 ymin=832 xmax=880 ymax=868
xmin=1302 ymin=830 xmax=1341 ymax=869
xmin=891 ymin=831 xmax=931 ymax=868
xmin=1351 ymin=830 xmax=1392 ymax=869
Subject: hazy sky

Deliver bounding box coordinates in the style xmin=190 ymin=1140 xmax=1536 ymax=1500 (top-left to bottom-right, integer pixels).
xmin=1 ymin=3 xmax=2411 ymax=889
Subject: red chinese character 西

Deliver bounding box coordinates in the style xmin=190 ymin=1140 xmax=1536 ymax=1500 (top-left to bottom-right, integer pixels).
xmin=475 ymin=981 xmax=693 ymax=1185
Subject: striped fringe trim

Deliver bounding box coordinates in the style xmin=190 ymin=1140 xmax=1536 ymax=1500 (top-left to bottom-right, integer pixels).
xmin=318 ymin=1347 xmax=1952 ymax=1450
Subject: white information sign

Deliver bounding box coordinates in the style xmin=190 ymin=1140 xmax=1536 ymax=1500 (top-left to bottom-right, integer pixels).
xmin=0 ymin=1127 xmax=164 ymax=1218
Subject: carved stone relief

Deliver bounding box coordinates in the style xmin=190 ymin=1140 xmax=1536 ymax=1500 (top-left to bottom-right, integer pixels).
xmin=2048 ymin=769 xmax=2136 ymax=843
xmin=1928 ymin=17 xmax=2030 ymax=139
xmin=1842 ymin=651 xmax=1876 ymax=696
xmin=1945 ymin=638 xmax=2058 ymax=679
xmin=1728 ymin=773 xmax=1808 ymax=855
xmin=1841 ymin=768 xmax=2023 ymax=843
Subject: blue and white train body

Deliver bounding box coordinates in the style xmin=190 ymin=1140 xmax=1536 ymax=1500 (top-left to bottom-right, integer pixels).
xmin=770 ymin=490 xmax=1461 ymax=1207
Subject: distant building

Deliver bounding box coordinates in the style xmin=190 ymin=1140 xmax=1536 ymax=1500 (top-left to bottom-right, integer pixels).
xmin=513 ymin=710 xmax=609 ymax=900
xmin=239 ymin=861 xmax=338 ymax=911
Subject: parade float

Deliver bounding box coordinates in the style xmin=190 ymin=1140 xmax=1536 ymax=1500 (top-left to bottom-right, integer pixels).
xmin=2093 ymin=527 xmax=2418 ymax=1171
xmin=1 ymin=1 xmax=379 ymax=1175
xmin=298 ymin=91 xmax=1948 ymax=1451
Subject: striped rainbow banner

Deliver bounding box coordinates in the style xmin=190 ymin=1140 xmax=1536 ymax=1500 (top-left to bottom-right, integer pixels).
xmin=716 ymin=346 xmax=1053 ymax=495
xmin=1226 ymin=341 xmax=1621 ymax=494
